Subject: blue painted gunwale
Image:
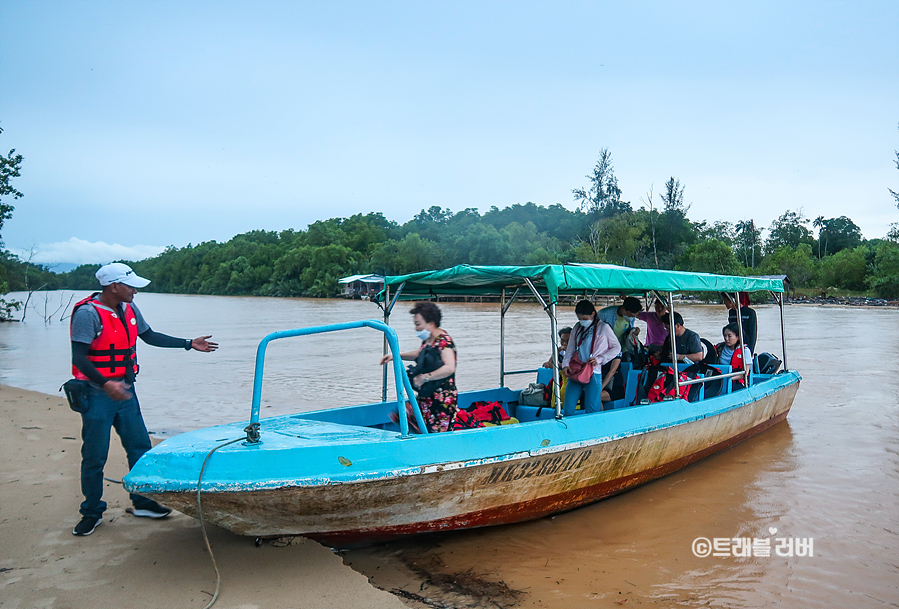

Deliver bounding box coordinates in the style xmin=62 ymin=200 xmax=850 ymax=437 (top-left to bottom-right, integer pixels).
xmin=124 ymin=371 xmax=800 ymax=495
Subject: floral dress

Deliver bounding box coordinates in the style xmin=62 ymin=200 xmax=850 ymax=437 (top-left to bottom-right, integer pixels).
xmin=417 ymin=333 xmax=458 ymax=433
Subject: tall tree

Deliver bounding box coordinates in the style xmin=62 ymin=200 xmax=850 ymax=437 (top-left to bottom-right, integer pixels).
xmin=572 ymin=149 xmax=630 ymax=217
xmin=734 ymin=220 xmax=762 ymax=268
xmin=660 ymin=177 xmax=687 ymax=215
xmin=0 ymin=126 xmax=24 ymax=242
xmin=699 ymin=220 xmax=735 ymax=245
xmin=0 ymin=125 xmax=24 ymax=320
xmin=814 ymin=215 xmax=862 ymax=258
xmin=677 ymin=239 xmax=742 ymax=276
xmin=640 ymin=185 xmax=659 ymax=267
xmin=764 ymin=209 xmax=814 ymax=255
xmin=577 ymin=213 xmax=647 ymax=266
xmin=890 ymin=123 xmax=899 ymax=208
xmin=653 ymin=177 xmax=695 ymax=266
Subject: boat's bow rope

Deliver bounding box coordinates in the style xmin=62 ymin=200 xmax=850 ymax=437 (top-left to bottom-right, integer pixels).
xmin=196 ymin=426 xmax=256 ymax=609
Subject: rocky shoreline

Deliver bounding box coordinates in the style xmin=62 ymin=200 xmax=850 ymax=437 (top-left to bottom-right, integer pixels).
xmin=788 ymin=295 xmax=898 ymax=307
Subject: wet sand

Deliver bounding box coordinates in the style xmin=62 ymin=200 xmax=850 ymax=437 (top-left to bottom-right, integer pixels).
xmin=0 ymin=384 xmax=406 ymax=609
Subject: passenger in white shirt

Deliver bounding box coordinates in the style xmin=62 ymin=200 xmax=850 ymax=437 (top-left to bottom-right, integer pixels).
xmin=561 ymin=300 xmax=622 ymax=413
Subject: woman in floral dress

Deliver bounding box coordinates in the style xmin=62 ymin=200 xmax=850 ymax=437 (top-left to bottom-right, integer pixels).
xmin=380 ymin=301 xmax=458 ymax=432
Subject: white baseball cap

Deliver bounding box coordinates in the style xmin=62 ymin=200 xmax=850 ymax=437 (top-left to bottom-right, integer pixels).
xmin=95 ymin=263 xmax=151 ymax=288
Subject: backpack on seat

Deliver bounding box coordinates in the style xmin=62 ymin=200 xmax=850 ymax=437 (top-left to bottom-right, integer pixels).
xmin=682 ymin=362 xmax=724 ymax=398
xmin=620 ymin=327 xmax=648 ymax=370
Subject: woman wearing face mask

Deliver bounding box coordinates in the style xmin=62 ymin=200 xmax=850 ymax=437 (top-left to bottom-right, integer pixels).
xmin=561 ymin=300 xmax=624 ymax=413
xmin=380 ymin=301 xmax=458 ymax=432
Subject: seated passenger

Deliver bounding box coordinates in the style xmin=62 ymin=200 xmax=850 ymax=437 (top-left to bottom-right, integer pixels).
xmin=600 ymin=356 xmax=625 ymax=403
xmin=598 ymin=296 xmax=644 ymax=349
xmin=542 ymin=327 xmax=572 ymax=369
xmin=562 ymin=300 xmax=622 ymax=413
xmin=543 ymin=326 xmax=573 ymax=409
xmin=659 ymin=312 xmax=704 ymax=364
xmin=714 ymin=322 xmax=753 ymax=390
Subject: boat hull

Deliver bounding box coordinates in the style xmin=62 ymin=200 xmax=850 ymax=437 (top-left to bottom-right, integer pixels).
xmin=150 ymin=380 xmax=798 ymax=545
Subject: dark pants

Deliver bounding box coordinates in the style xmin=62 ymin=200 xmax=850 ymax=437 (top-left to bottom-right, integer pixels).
xmin=79 ymin=383 xmax=155 ymax=518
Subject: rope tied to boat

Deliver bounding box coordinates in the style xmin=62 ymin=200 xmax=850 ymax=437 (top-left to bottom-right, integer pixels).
xmin=196 ymin=435 xmax=246 ymax=609
xmin=244 ymin=422 xmax=261 ymax=444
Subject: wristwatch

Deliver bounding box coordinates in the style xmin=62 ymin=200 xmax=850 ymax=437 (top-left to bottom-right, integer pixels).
xmin=184 ymin=339 xmax=192 ymax=351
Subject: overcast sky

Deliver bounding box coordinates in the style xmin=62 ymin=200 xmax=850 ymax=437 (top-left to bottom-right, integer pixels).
xmin=1 ymin=1 xmax=897 ymax=265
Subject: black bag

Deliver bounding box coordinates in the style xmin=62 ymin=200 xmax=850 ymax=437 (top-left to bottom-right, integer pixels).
xmin=699 ymin=337 xmax=720 ymax=365
xmin=61 ymin=379 xmax=91 ymax=413
xmin=755 ymin=353 xmax=782 ymax=374
xmin=407 ymin=345 xmax=444 ymax=399
xmin=682 ymin=362 xmax=725 ymax=398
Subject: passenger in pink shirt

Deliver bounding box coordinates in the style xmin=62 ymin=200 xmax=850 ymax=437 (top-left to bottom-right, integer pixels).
xmin=637 ymin=299 xmax=669 ymax=351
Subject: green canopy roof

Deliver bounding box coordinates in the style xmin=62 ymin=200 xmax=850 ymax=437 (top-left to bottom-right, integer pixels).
xmin=381 ymin=264 xmax=784 ymax=302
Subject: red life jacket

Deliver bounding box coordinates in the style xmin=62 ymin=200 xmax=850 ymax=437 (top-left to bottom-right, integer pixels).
xmin=716 ymin=342 xmax=746 ymax=386
xmin=70 ymin=294 xmax=139 ymax=381
xmin=634 ymin=366 xmax=694 ymax=404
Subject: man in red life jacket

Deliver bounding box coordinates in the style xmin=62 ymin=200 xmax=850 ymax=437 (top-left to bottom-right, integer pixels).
xmin=69 ymin=263 xmax=218 ymax=536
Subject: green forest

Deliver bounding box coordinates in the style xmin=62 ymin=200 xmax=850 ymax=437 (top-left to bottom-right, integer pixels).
xmin=2 ymin=145 xmax=899 ymax=316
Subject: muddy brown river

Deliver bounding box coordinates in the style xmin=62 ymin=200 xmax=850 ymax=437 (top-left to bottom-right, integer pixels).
xmin=2 ymin=293 xmax=896 ymax=607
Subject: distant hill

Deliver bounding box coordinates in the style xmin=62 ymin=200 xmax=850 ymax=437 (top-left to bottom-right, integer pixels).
xmin=48 ymin=263 xmax=80 ymax=274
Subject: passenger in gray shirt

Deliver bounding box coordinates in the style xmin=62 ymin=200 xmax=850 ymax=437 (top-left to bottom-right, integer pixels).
xmin=659 ymin=311 xmax=704 ymax=364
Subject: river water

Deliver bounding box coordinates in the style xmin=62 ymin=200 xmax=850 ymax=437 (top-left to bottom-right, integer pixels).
xmin=1 ymin=292 xmax=897 ymax=607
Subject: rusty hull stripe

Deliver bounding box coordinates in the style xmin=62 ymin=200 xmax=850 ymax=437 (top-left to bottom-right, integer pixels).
xmin=307 ymin=408 xmax=790 ymax=545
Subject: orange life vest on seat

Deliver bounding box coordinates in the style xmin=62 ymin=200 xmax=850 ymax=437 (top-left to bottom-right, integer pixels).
xmin=70 ymin=294 xmax=139 ymax=381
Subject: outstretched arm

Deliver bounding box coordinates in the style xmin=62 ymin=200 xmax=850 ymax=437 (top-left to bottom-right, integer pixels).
xmin=139 ymin=329 xmax=218 ymax=352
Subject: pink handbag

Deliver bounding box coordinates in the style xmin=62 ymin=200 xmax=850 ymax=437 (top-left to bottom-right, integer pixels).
xmin=566 ymin=354 xmax=594 ymax=383
xmin=566 ymin=322 xmax=601 ymax=384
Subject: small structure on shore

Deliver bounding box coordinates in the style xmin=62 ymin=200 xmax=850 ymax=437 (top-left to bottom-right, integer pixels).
xmin=749 ymin=274 xmax=793 ymax=300
xmin=338 ymin=274 xmax=384 ymax=299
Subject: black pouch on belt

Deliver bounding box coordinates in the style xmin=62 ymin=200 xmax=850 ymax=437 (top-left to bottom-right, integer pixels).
xmin=61 ymin=379 xmax=90 ymax=413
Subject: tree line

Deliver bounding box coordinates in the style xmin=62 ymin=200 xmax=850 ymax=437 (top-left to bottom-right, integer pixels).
xmin=2 ymin=145 xmax=899 ymax=316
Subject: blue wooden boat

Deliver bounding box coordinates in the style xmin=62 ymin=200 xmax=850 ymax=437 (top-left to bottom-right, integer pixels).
xmin=123 ymin=264 xmax=800 ymax=545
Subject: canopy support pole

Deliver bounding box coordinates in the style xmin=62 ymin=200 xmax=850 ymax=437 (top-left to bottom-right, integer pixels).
xmin=500 ymin=289 xmax=505 ymax=387
xmin=381 ymin=285 xmax=390 ymax=403
xmin=499 ymin=288 xmax=520 ymax=388
xmin=734 ymin=291 xmax=749 ymax=386
xmin=776 ymin=291 xmax=789 ymax=371
xmin=380 ymin=282 xmax=405 ymax=403
xmin=667 ymin=291 xmax=679 ymax=397
xmin=524 ymin=278 xmax=561 ymax=418
xmin=549 ymin=301 xmax=562 ymax=418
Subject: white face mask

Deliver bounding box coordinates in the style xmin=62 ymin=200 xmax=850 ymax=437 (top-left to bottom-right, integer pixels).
xmin=416 ymin=329 xmax=431 ymax=341
xmin=579 ymin=319 xmax=593 ymax=328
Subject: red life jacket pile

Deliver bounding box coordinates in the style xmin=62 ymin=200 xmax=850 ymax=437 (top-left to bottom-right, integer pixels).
xmin=454 ymin=401 xmax=512 ymax=430
xmin=634 ymin=366 xmax=696 ymax=404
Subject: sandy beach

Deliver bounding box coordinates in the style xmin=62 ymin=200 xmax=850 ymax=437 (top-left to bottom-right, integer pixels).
xmin=0 ymin=384 xmax=406 ymax=609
